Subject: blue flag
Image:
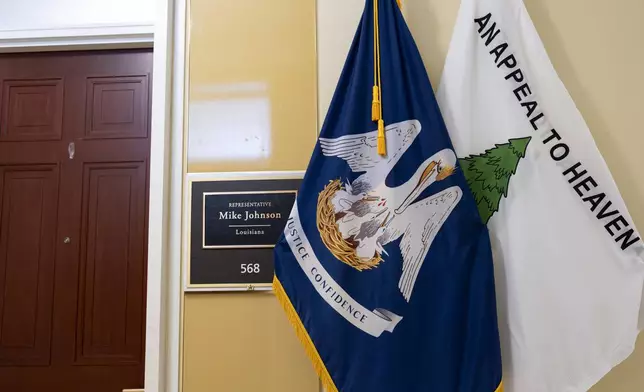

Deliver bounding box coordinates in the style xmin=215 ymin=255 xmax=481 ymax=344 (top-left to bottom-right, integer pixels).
xmin=273 ymin=1 xmax=502 ymax=391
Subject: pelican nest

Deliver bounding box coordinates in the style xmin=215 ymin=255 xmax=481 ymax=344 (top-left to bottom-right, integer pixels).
xmin=316 ymin=179 xmax=383 ymax=271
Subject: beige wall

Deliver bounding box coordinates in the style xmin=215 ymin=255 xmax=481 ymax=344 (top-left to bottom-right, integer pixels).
xmin=186 ymin=0 xmax=318 ymax=173
xmin=180 ymin=0 xmax=644 ymax=390
xmin=182 ymin=0 xmax=319 ymax=391
xmin=316 ymin=0 xmax=364 ymax=122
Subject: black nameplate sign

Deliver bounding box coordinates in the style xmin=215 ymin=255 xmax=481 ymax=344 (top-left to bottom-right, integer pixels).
xmin=188 ymin=176 xmax=302 ymax=290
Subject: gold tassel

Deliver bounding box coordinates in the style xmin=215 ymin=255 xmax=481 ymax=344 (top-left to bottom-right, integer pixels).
xmin=273 ymin=277 xmax=339 ymax=392
xmin=396 ymin=0 xmax=402 ymax=9
xmin=377 ymin=119 xmax=386 ymax=156
xmin=372 ymin=86 xmax=381 ymax=121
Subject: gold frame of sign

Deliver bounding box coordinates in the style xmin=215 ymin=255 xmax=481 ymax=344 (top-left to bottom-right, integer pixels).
xmin=183 ymin=171 xmax=303 ymax=292
xmin=180 ymin=0 xmax=320 ymax=391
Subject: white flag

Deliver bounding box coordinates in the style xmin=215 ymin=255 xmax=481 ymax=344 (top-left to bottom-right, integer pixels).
xmin=437 ymin=0 xmax=644 ymax=391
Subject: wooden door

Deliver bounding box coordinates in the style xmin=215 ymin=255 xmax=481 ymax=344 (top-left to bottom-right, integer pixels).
xmin=0 ymin=50 xmax=152 ymax=392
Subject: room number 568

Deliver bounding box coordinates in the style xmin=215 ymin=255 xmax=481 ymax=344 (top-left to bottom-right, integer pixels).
xmin=241 ymin=263 xmax=260 ymax=274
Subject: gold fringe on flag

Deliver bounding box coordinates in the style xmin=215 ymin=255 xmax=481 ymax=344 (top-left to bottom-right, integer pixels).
xmin=273 ymin=276 xmax=339 ymax=392
xmin=275 ymin=272 xmax=502 ymax=391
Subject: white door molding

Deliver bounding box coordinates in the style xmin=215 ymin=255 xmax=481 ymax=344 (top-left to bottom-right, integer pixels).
xmin=0 ymin=23 xmax=154 ymax=52
xmin=145 ymin=0 xmax=185 ymax=390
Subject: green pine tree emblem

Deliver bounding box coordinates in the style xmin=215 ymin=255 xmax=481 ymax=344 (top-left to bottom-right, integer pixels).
xmin=458 ymin=137 xmax=531 ymax=224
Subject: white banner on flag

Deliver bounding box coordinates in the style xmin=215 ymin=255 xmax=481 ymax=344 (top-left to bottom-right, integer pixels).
xmin=283 ymin=204 xmax=402 ymax=338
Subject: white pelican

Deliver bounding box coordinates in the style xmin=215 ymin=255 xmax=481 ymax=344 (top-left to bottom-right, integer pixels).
xmin=319 ymin=119 xmax=463 ymax=301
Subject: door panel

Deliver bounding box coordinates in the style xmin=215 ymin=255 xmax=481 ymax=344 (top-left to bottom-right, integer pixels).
xmin=76 ymin=162 xmax=146 ymax=365
xmin=0 ymin=50 xmax=151 ymax=392
xmin=85 ymin=76 xmax=149 ymax=140
xmin=1 ymin=79 xmax=64 ymax=141
xmin=0 ymin=165 xmax=59 ymax=366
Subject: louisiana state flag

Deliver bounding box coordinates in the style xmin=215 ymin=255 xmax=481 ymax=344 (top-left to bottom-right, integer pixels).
xmin=273 ymin=1 xmax=502 ymax=391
